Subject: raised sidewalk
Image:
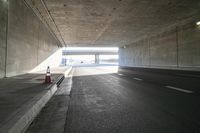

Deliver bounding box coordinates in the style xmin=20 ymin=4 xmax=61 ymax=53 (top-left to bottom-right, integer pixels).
xmin=0 ymin=67 xmax=72 ymax=133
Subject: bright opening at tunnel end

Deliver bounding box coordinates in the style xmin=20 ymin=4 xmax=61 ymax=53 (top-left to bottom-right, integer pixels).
xmin=61 ymin=47 xmax=119 ymax=67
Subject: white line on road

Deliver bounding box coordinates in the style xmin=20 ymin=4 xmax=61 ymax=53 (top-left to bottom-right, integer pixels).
xmin=118 ymin=73 xmax=124 ymax=76
xmin=165 ymin=86 xmax=193 ymax=94
xmin=133 ymin=77 xmax=143 ymax=81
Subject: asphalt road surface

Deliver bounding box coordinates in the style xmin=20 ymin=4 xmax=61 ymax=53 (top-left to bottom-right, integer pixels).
xmin=64 ymin=66 xmax=200 ymax=133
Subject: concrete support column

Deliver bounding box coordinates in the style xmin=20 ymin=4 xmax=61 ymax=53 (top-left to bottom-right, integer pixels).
xmin=95 ymin=54 xmax=100 ymax=64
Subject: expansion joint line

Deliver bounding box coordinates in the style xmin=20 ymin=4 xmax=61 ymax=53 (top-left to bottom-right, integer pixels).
xmin=23 ymin=0 xmax=62 ymax=47
xmin=176 ymin=26 xmax=179 ymax=68
xmin=4 ymin=0 xmax=9 ymax=78
xmin=40 ymin=0 xmax=66 ymax=47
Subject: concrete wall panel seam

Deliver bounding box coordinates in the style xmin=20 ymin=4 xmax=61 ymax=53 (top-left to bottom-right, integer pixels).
xmin=4 ymin=0 xmax=9 ymax=78
xmin=176 ymin=26 xmax=179 ymax=68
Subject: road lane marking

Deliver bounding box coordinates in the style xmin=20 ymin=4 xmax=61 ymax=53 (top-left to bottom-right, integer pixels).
xmin=133 ymin=77 xmax=143 ymax=81
xmin=176 ymin=74 xmax=200 ymax=78
xmin=118 ymin=73 xmax=124 ymax=76
xmin=165 ymin=86 xmax=193 ymax=94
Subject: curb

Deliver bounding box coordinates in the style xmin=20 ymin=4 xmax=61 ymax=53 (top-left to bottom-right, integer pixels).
xmin=0 ymin=68 xmax=73 ymax=133
xmin=0 ymin=83 xmax=58 ymax=133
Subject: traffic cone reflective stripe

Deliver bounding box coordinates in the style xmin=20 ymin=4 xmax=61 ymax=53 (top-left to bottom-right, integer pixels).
xmin=45 ymin=66 xmax=51 ymax=83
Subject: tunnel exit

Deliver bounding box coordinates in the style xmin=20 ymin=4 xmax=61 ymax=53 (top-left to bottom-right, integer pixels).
xmin=61 ymin=47 xmax=118 ymax=66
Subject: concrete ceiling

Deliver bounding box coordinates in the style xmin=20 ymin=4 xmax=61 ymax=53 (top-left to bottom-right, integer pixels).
xmin=26 ymin=0 xmax=200 ymax=47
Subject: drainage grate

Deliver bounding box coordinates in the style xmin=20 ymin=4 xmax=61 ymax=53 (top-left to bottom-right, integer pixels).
xmin=56 ymin=76 xmax=65 ymax=87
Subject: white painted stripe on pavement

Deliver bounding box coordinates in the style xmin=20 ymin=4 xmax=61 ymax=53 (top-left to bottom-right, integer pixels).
xmin=165 ymin=86 xmax=193 ymax=94
xmin=118 ymin=73 xmax=124 ymax=76
xmin=133 ymin=77 xmax=143 ymax=81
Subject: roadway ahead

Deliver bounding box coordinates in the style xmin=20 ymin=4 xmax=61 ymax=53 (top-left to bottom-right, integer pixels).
xmin=64 ymin=66 xmax=200 ymax=133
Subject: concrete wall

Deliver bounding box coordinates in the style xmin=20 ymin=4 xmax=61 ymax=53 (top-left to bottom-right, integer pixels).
xmin=119 ymin=21 xmax=200 ymax=71
xmin=0 ymin=0 xmax=60 ymax=78
xmin=0 ymin=0 xmax=7 ymax=78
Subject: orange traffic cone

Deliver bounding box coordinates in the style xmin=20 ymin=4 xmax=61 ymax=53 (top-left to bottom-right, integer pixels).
xmin=45 ymin=66 xmax=51 ymax=83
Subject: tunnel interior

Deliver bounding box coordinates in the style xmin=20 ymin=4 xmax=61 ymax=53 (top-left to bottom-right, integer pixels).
xmin=0 ymin=0 xmax=200 ymax=133
xmin=1 ymin=0 xmax=200 ymax=78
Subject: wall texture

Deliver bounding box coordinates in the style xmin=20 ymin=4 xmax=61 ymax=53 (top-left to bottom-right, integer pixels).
xmin=119 ymin=21 xmax=200 ymax=71
xmin=0 ymin=0 xmax=60 ymax=78
xmin=0 ymin=0 xmax=7 ymax=78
